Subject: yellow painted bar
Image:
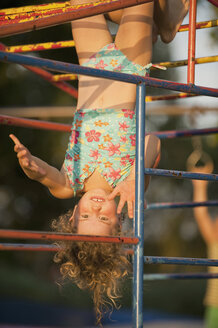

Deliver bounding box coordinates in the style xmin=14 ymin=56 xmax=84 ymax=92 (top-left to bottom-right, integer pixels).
xmin=152 ymin=55 xmax=218 ymax=69
xmin=0 ymin=2 xmax=71 ymax=16
xmin=1 ymin=0 xmax=118 ymax=21
xmin=5 ymin=40 xmax=75 ymax=53
xmin=179 ymin=19 xmax=218 ymax=32
xmin=52 ymin=73 xmax=78 ymax=81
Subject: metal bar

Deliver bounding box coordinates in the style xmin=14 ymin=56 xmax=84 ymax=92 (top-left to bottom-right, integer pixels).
xmin=179 ymin=19 xmax=218 ymax=32
xmin=0 ymin=243 xmax=59 ymax=251
xmin=147 ymin=200 xmax=218 ymax=210
xmin=0 ymin=52 xmax=218 ymax=97
xmin=133 ymin=83 xmax=146 ymax=328
xmin=144 ymin=168 xmax=218 ymax=181
xmin=0 ymin=229 xmax=139 ymax=244
xmin=187 ymin=0 xmax=197 ymax=84
xmin=153 ymin=55 xmax=218 ymax=70
xmin=5 ymin=40 xmax=76 ymax=53
xmin=1 ymin=114 xmax=218 ymax=140
xmin=143 ymin=273 xmax=218 ymax=280
xmin=144 ymin=256 xmax=218 ymax=266
xmin=0 ymin=43 xmax=78 ymax=99
xmin=0 ymin=114 xmax=71 ymax=132
xmin=154 ymin=127 xmax=218 ymax=139
xmin=0 ymin=0 xmax=153 ymax=38
xmin=0 ymin=2 xmax=71 ymax=16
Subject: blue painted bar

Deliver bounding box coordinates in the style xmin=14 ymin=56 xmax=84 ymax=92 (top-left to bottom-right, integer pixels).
xmin=144 ymin=168 xmax=218 ymax=181
xmin=144 ymin=256 xmax=218 ymax=266
xmin=147 ymin=200 xmax=218 ymax=210
xmin=143 ymin=273 xmax=218 ymax=280
xmin=0 ymin=51 xmax=218 ymax=97
xmin=153 ymin=127 xmax=218 ymax=139
xmin=133 ymin=83 xmax=146 ymax=328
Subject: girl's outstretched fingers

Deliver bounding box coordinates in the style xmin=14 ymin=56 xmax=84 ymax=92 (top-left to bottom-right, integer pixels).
xmin=9 ymin=134 xmax=46 ymax=179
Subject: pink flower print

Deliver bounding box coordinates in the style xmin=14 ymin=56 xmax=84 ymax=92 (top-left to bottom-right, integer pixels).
xmin=96 ymin=60 xmax=108 ymax=70
xmin=119 ymin=121 xmax=129 ymax=132
xmin=108 ymin=167 xmax=121 ymax=181
xmin=85 ymin=130 xmax=101 ymax=142
xmin=129 ymin=158 xmax=134 ymax=165
xmin=90 ymin=149 xmax=101 ymax=160
xmin=67 ymin=166 xmax=73 ymax=173
xmin=120 ymin=136 xmax=127 ymax=143
xmin=130 ymin=134 xmax=136 ymax=146
xmin=75 ymin=178 xmax=82 ymax=184
xmin=115 ymin=64 xmax=125 ymax=72
xmin=70 ymin=130 xmax=79 ymax=145
xmin=120 ymin=157 xmax=127 ymax=166
xmin=122 ymin=109 xmax=135 ymax=119
xmin=66 ymin=153 xmax=72 ymax=160
xmin=106 ymin=142 xmax=121 ymax=156
xmin=107 ymin=44 xmax=114 ymax=49
xmin=79 ymin=111 xmax=85 ymax=118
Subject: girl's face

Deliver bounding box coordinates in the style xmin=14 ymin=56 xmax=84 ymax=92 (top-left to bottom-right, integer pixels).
xmin=73 ymin=189 xmax=120 ymax=236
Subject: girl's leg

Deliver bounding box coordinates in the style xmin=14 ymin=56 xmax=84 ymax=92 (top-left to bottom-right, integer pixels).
xmin=70 ymin=0 xmax=112 ymax=65
xmin=115 ymin=2 xmax=154 ymax=66
xmin=154 ymin=0 xmax=189 ymax=43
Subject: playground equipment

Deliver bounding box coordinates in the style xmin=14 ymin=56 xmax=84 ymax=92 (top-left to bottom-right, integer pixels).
xmin=0 ymin=0 xmax=218 ymax=327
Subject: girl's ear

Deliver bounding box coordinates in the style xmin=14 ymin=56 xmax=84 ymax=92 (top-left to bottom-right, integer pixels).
xmin=69 ymin=205 xmax=78 ymax=223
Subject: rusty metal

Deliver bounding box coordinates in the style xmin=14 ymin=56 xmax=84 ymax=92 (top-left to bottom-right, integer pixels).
xmin=0 ymin=229 xmax=139 ymax=244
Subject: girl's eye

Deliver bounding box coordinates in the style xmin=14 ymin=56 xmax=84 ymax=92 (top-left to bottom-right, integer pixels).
xmin=99 ymin=216 xmax=109 ymax=221
xmin=81 ymin=214 xmax=89 ymax=218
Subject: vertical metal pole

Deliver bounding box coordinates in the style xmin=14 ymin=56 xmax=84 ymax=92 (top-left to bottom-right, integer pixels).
xmin=187 ymin=0 xmax=197 ymax=84
xmin=133 ymin=83 xmax=146 ymax=328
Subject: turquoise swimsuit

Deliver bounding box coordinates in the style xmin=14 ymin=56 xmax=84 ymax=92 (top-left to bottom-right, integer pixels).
xmin=64 ymin=43 xmax=150 ymax=195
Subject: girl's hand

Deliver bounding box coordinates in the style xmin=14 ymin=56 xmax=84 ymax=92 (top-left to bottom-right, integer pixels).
xmin=10 ymin=134 xmax=46 ymax=181
xmin=190 ymin=163 xmax=213 ymax=188
xmin=108 ymin=179 xmax=135 ymax=218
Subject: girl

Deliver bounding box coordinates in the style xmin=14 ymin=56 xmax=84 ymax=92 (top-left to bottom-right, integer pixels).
xmin=10 ymin=0 xmax=160 ymax=324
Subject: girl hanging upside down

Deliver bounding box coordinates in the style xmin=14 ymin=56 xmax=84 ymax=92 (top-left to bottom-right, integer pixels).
xmin=10 ymin=0 xmax=163 ymax=324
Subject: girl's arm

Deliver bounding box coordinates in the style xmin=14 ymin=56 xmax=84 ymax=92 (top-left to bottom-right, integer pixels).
xmin=10 ymin=134 xmax=74 ymax=199
xmin=191 ymin=166 xmax=216 ymax=244
xmin=108 ymin=135 xmax=161 ymax=218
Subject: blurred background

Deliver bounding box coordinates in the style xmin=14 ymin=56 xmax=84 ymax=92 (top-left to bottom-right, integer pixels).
xmin=0 ymin=0 xmax=217 ymax=327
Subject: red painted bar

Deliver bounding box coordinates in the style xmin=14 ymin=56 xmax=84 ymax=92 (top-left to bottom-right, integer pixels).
xmin=0 ymin=229 xmax=139 ymax=245
xmin=180 ymin=19 xmax=218 ymax=32
xmin=0 ymin=0 xmax=153 ymax=38
xmin=25 ymin=65 xmax=78 ymax=98
xmin=187 ymin=0 xmax=197 ymax=84
xmin=0 ymin=42 xmax=78 ymax=99
xmin=0 ymin=243 xmax=59 ymax=251
xmin=0 ymin=114 xmax=71 ymax=132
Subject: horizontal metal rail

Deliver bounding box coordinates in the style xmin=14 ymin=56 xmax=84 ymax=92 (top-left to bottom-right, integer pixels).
xmin=144 ymin=168 xmax=218 ymax=181
xmin=0 ymin=51 xmax=217 ymax=97
xmin=147 ymin=200 xmax=218 ymax=210
xmin=144 ymin=256 xmax=218 ymax=266
xmin=1 ymin=114 xmax=218 ymax=139
xmin=143 ymin=273 xmax=218 ymax=280
xmin=0 ymin=229 xmax=139 ymax=244
xmin=0 ymin=114 xmax=71 ymax=132
xmin=0 ymin=0 xmax=153 ymax=38
xmin=0 ymin=243 xmax=59 ymax=251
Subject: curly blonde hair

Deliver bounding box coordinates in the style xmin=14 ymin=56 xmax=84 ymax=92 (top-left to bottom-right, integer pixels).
xmin=51 ymin=209 xmax=131 ymax=326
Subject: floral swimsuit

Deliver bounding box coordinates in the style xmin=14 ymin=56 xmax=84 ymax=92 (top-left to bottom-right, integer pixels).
xmin=64 ymin=43 xmax=150 ymax=195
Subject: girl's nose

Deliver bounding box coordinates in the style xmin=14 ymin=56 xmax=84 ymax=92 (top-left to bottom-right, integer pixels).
xmin=91 ymin=203 xmax=102 ymax=211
